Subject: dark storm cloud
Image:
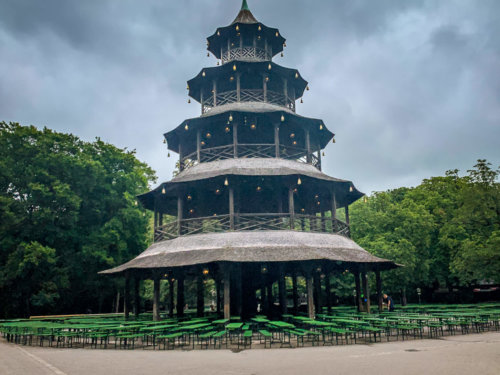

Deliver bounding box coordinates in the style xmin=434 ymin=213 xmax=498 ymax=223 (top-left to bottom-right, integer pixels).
xmin=0 ymin=0 xmax=498 ymax=193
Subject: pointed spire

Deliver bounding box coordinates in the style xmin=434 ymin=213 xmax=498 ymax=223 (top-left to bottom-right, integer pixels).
xmin=232 ymin=0 xmax=258 ymax=24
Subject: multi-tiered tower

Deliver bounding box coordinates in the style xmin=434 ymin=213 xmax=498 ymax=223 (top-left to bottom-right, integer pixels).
xmin=103 ymin=1 xmax=396 ymax=320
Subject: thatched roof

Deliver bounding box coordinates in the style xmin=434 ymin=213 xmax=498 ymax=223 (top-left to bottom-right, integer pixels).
xmin=99 ymin=230 xmax=398 ymax=274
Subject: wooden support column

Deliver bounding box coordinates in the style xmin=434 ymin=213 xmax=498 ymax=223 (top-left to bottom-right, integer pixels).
xmin=176 ymin=274 xmax=185 ymax=318
xmin=236 ymin=74 xmax=241 ymax=102
xmin=236 ymin=264 xmax=242 ymax=317
xmin=212 ymin=80 xmax=217 ymax=107
xmin=288 ymin=187 xmax=295 ymax=230
xmin=317 ymin=147 xmax=322 ymax=170
xmin=361 ymin=269 xmax=371 ymax=313
xmin=178 ymin=143 xmax=184 ymax=172
xmin=263 ymin=74 xmax=268 ymax=102
xmin=196 ymin=129 xmax=201 ymax=162
xmin=229 ymin=187 xmax=235 ymax=230
xmin=278 ymin=265 xmax=287 ymax=315
xmin=133 ymin=276 xmax=140 ymax=318
xmin=200 ymin=90 xmax=204 ymax=115
xmin=196 ymin=271 xmax=204 ymax=317
xmin=124 ymin=272 xmax=130 ymax=320
xmin=274 ymin=123 xmax=280 ymax=158
xmin=292 ymin=272 xmax=299 ymax=314
xmin=283 ymin=78 xmax=288 ymax=105
xmin=233 ymin=122 xmax=238 ymax=158
xmin=306 ymin=271 xmax=315 ymax=319
xmin=153 ymin=275 xmax=161 ymax=321
xmin=261 ymin=275 xmax=268 ymax=314
xmin=216 ymin=277 xmax=221 ymax=316
xmin=168 ymin=278 xmax=174 ymax=317
xmin=305 ymin=130 xmax=311 ymax=163
xmin=325 ymin=273 xmax=332 ymax=314
xmin=177 ymin=195 xmax=183 ymax=236
xmin=376 ymin=270 xmax=383 ymax=313
xmin=313 ymin=271 xmax=322 ymax=315
xmin=354 ymin=270 xmax=362 ymax=312
xmin=223 ymin=265 xmax=231 ymax=320
xmin=331 ymin=191 xmax=337 ymax=233
xmin=266 ymin=282 xmax=273 ymax=315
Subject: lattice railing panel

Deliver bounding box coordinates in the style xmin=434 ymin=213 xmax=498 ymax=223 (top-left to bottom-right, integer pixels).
xmin=222 ymin=47 xmax=271 ymax=64
xmin=202 ymin=89 xmax=295 ymax=113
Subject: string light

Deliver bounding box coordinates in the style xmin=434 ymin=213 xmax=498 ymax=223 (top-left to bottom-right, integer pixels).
xmin=314 ymin=194 xmax=319 ymax=199
xmin=202 ymin=269 xmax=209 ymax=275
xmin=200 ymin=141 xmax=205 ymax=146
xmin=283 ymin=42 xmax=286 ymax=47
xmin=300 ymin=98 xmax=304 ymax=103
xmin=189 ymin=209 xmax=194 ymax=214
xmin=301 ymin=208 xmax=305 ymax=213
xmin=230 ymin=76 xmax=234 ymax=81
xmin=134 ymin=201 xmax=138 ymax=206
xmin=250 ymin=124 xmax=256 ymax=130
xmin=256 ymin=186 xmax=262 ymax=192
xmin=225 ymin=127 xmax=230 ymax=133
xmin=206 ymin=132 xmax=212 ymax=138
xmin=215 ymin=189 xmax=221 ymax=195
xmin=290 ymin=133 xmax=295 ymax=138
xmin=187 ymin=195 xmax=192 ymax=201
xmin=293 ymin=140 xmax=297 ymax=145
xmin=293 ymin=188 xmax=298 ymax=193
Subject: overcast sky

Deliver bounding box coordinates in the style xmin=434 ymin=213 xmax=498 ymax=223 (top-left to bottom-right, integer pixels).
xmin=1 ymin=0 xmax=499 ymax=194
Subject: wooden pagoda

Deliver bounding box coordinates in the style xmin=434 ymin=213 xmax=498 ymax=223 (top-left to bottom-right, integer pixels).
xmin=101 ymin=0 xmax=397 ymax=320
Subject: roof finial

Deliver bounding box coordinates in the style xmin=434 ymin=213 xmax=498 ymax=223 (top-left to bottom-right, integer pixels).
xmin=241 ymin=0 xmax=250 ymax=11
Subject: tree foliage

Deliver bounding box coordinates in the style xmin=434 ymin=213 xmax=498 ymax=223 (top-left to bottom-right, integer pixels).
xmin=0 ymin=122 xmax=156 ymax=318
xmin=350 ymin=160 xmax=500 ymax=302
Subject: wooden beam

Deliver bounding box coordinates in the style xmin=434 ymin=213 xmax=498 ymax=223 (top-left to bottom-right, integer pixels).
xmin=288 ymin=187 xmax=295 ymax=230
xmin=278 ymin=265 xmax=287 ymax=315
xmin=153 ymin=276 xmax=160 ymax=321
xmin=176 ymin=274 xmax=185 ymax=318
xmin=354 ymin=270 xmax=362 ymax=312
xmin=196 ymin=271 xmax=204 ymax=317
xmin=123 ymin=273 xmax=130 ymax=320
xmin=306 ymin=272 xmax=315 ymax=319
xmin=133 ymin=276 xmax=140 ymax=318
xmin=362 ymin=270 xmax=371 ymax=313
xmin=233 ymin=122 xmax=238 ymax=158
xmin=229 ymin=187 xmax=235 ymax=230
xmin=169 ymin=278 xmax=174 ymax=317
xmin=223 ymin=265 xmax=231 ymax=320
xmin=376 ymin=270 xmax=383 ymax=313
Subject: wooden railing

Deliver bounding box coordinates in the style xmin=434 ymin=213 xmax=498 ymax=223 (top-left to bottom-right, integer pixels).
xmin=181 ymin=143 xmax=320 ymax=170
xmin=221 ymin=46 xmax=272 ymax=64
xmin=154 ymin=213 xmax=350 ymax=242
xmin=203 ymin=89 xmax=295 ymax=113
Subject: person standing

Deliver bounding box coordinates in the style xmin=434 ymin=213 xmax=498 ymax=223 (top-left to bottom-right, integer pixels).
xmin=383 ymin=293 xmax=395 ymax=312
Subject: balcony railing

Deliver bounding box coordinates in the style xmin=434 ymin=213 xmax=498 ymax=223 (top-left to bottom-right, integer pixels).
xmin=221 ymin=47 xmax=272 ymax=64
xmin=202 ymin=89 xmax=295 ymax=113
xmin=154 ymin=213 xmax=350 ymax=242
xmin=181 ymin=143 xmax=320 ymax=170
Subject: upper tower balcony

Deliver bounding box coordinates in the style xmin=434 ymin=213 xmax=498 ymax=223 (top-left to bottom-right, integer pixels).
xmin=206 ymin=0 xmax=285 ymax=65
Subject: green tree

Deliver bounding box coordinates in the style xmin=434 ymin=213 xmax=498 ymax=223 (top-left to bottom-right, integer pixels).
xmin=0 ymin=122 xmax=156 ymax=317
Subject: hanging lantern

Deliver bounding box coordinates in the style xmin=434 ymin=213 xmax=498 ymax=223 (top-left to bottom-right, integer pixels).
xmin=301 ymin=208 xmax=305 ymax=213
xmin=250 ymin=124 xmax=256 ymax=130
xmin=317 ymin=201 xmax=321 ymax=206
xmin=257 ymin=35 xmax=261 ymax=40
xmin=229 ymin=114 xmax=233 ymax=122
xmin=187 ymin=195 xmax=192 ymax=201
xmin=290 ymin=133 xmax=295 ymax=138
xmin=300 ymin=98 xmax=304 ymax=103
xmin=281 ymin=52 xmax=284 ymax=57
xmin=332 ymin=137 xmax=336 ymax=143
xmin=258 ymin=25 xmax=262 ymax=31
xmin=297 ymin=177 xmax=302 ymax=185
xmin=236 ymin=32 xmax=240 ymax=36
xmin=295 ymin=72 xmax=299 ymax=78
xmin=224 ymin=178 xmax=229 ymax=186
xmin=200 ymin=141 xmax=205 ymax=146
xmin=283 ymin=42 xmax=287 ymax=47
xmin=202 ymin=268 xmax=209 ymax=275
xmin=275 ymin=31 xmax=279 ymax=37
xmin=236 ymin=25 xmax=239 ymax=31
xmin=206 ymin=132 xmax=212 ymax=138
xmin=306 ymin=86 xmax=310 ymax=91
xmin=314 ymin=194 xmax=319 ymax=199
xmin=233 ymin=64 xmax=237 ymax=71
xmin=217 ymin=61 xmax=220 ymax=66
xmin=256 ymin=186 xmax=262 ymax=192
xmin=187 ymin=85 xmax=189 ymax=90
xmin=293 ymin=188 xmax=298 ymax=193
xmin=322 ymin=152 xmax=325 ymax=157
xmin=215 ymin=189 xmax=221 ymax=195
xmin=225 ymin=126 xmax=230 ymax=133
xmin=364 ymin=196 xmax=368 ymax=203
xmin=188 ymin=99 xmax=191 ymax=104
xmin=161 ymin=186 xmax=166 ymax=194
xmin=319 ymin=124 xmax=324 ymax=130
xmin=163 ymin=138 xmax=166 ymax=144
xmin=168 ymin=152 xmax=170 ymax=157
xmin=185 ymin=124 xmax=189 ymax=131
xmin=230 ymin=76 xmax=234 ymax=81
xmin=217 ymin=30 xmax=220 ymax=36
xmin=265 ymin=76 xmax=269 ymax=82
xmin=268 ymin=63 xmax=272 ymax=70
xmin=349 ymin=186 xmax=354 ymax=192
xmin=134 ymin=201 xmax=138 ymax=206
xmin=202 ymin=71 xmax=206 ymax=77
xmin=281 ymin=114 xmax=285 ymax=122
xmin=189 ymin=209 xmax=194 ymax=214
xmin=293 ymin=140 xmax=297 ymax=145
xmin=207 ymin=52 xmax=210 ymax=57
xmin=261 ymin=265 xmax=268 ymax=274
